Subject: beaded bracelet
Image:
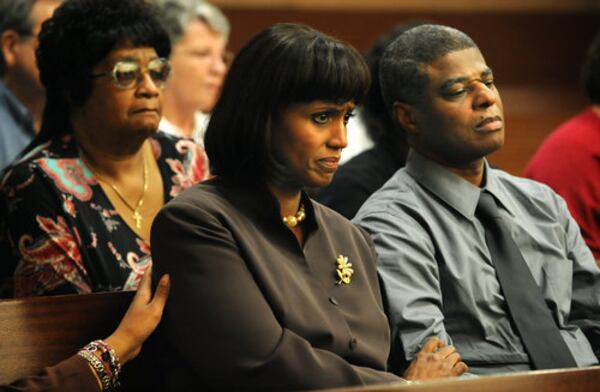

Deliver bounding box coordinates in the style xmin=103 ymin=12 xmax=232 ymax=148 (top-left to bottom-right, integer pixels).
xmin=78 ymin=348 xmax=111 ymax=391
xmin=93 ymin=339 xmax=122 ymax=385
xmin=78 ymin=340 xmax=122 ymax=391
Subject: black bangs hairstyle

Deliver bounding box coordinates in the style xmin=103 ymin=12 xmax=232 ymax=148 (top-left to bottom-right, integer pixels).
xmin=29 ymin=0 xmax=170 ymax=150
xmin=205 ymin=23 xmax=370 ymax=186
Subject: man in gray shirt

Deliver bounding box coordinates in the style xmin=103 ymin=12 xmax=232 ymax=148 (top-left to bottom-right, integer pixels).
xmin=354 ymin=24 xmax=600 ymax=375
xmin=0 ymin=0 xmax=60 ymax=171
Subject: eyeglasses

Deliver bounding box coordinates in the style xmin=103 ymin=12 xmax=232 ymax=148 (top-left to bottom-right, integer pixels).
xmin=91 ymin=57 xmax=171 ymax=90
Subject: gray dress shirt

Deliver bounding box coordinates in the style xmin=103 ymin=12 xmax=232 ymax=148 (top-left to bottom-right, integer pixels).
xmin=0 ymin=80 xmax=35 ymax=172
xmin=354 ymin=150 xmax=600 ymax=375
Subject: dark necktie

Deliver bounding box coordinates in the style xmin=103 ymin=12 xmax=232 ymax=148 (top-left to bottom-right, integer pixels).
xmin=476 ymin=191 xmax=577 ymax=369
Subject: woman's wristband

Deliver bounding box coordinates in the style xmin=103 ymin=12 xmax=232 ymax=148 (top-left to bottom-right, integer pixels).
xmin=77 ymin=339 xmax=122 ymax=391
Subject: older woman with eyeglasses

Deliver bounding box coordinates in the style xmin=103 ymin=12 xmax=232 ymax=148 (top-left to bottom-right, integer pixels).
xmin=0 ymin=0 xmax=207 ymax=297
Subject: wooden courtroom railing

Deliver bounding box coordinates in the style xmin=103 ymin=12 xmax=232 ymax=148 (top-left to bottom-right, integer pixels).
xmin=0 ymin=291 xmax=133 ymax=385
xmin=321 ymin=366 xmax=600 ymax=392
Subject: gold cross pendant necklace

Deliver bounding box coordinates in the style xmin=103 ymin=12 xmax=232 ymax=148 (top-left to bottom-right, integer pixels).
xmin=84 ymin=153 xmax=149 ymax=230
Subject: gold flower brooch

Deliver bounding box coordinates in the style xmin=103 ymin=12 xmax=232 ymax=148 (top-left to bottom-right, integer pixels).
xmin=336 ymin=255 xmax=354 ymax=285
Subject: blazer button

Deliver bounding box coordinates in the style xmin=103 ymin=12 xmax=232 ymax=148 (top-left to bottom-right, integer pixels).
xmin=349 ymin=337 xmax=358 ymax=350
xmin=329 ymin=296 xmax=339 ymax=306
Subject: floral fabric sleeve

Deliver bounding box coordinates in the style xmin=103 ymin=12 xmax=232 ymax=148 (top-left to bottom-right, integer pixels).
xmin=163 ymin=138 xmax=208 ymax=197
xmin=0 ymin=162 xmax=90 ymax=297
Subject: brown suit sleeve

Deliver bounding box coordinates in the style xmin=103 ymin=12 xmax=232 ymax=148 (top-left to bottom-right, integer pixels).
xmin=151 ymin=199 xmax=402 ymax=390
xmin=0 ymin=355 xmax=100 ymax=392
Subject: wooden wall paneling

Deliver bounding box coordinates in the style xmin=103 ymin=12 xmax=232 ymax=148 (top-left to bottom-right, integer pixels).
xmin=212 ymin=0 xmax=600 ymax=12
xmin=215 ymin=6 xmax=598 ymax=174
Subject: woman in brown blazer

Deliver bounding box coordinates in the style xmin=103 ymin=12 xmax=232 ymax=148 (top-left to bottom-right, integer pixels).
xmin=151 ymin=23 xmax=468 ymax=390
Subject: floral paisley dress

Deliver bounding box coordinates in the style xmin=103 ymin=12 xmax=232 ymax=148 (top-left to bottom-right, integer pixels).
xmin=0 ymin=132 xmax=207 ymax=297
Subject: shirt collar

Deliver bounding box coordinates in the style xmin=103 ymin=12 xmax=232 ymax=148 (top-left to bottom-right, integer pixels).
xmin=406 ymin=149 xmax=517 ymax=220
xmin=484 ymin=164 xmax=519 ymax=218
xmin=213 ymin=178 xmax=318 ymax=234
xmin=159 ymin=112 xmax=209 ymax=144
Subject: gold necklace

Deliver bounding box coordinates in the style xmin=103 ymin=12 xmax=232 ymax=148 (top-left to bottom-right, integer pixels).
xmin=282 ymin=203 xmax=306 ymax=228
xmin=85 ymin=153 xmax=149 ymax=230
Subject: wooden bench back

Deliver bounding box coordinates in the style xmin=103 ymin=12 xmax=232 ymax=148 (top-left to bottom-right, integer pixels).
xmin=2 ymin=291 xmax=599 ymax=391
xmin=0 ymin=291 xmax=133 ymax=385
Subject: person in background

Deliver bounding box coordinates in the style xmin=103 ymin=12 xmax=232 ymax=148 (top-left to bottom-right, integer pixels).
xmin=0 ymin=0 xmax=207 ymax=297
xmin=315 ymin=24 xmax=417 ymax=219
xmin=154 ymin=0 xmax=230 ymax=145
xmin=0 ymin=0 xmax=61 ymax=172
xmin=524 ymin=31 xmax=600 ymax=264
xmin=151 ymin=23 xmax=467 ymax=390
xmin=1 ymin=269 xmax=170 ymax=392
xmin=355 ymin=24 xmax=600 ymax=376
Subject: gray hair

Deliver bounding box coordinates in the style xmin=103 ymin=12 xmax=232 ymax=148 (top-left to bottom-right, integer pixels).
xmin=379 ymin=24 xmax=477 ymax=112
xmin=153 ymin=0 xmax=230 ymax=44
xmin=0 ymin=0 xmax=37 ymax=76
